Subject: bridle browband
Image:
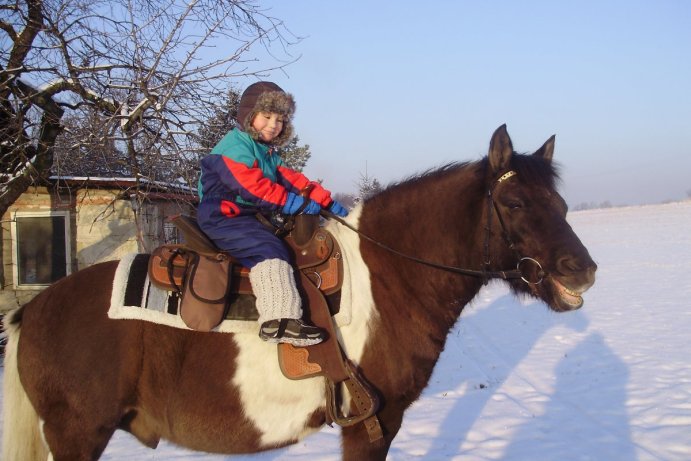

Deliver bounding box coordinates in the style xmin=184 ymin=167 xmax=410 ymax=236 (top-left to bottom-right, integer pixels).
xmin=321 ymin=170 xmax=545 ymax=285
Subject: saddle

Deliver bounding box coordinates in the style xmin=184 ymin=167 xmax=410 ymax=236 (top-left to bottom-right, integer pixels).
xmin=148 ymin=214 xmax=383 ymax=442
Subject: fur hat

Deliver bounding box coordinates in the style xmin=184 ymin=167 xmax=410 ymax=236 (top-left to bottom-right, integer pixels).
xmin=237 ymin=81 xmax=295 ymax=147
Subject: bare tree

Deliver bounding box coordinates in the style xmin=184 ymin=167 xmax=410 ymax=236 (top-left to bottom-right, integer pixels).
xmin=197 ymin=89 xmax=242 ymax=151
xmin=0 ymin=0 xmax=299 ymax=215
xmin=53 ymin=109 xmax=129 ymax=177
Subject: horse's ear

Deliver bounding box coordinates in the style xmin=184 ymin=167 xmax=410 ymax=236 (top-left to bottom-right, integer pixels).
xmin=533 ymin=135 xmax=555 ymax=164
xmin=488 ymin=124 xmax=513 ymax=173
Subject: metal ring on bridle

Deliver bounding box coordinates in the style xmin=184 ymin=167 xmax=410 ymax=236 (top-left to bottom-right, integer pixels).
xmin=517 ymin=257 xmax=545 ymax=285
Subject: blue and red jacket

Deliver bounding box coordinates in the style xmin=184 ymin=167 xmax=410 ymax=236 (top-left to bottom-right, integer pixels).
xmin=197 ymin=128 xmax=333 ymax=224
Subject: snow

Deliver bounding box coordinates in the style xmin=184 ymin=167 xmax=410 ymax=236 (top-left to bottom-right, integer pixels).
xmin=2 ymin=201 xmax=691 ymax=460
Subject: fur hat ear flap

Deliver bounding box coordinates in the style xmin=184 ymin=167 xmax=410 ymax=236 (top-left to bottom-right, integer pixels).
xmin=237 ymin=81 xmax=296 ymax=147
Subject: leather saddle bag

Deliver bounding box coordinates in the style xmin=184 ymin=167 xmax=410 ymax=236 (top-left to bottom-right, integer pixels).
xmin=149 ymin=246 xmax=233 ymax=331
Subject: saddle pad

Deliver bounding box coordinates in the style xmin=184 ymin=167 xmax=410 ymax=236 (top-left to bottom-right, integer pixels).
xmin=108 ymin=253 xmax=256 ymax=334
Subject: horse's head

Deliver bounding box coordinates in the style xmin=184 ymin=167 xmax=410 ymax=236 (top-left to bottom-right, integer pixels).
xmin=485 ymin=125 xmax=597 ymax=312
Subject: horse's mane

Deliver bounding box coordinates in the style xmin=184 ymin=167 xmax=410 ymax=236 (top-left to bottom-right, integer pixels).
xmin=396 ymin=161 xmax=472 ymax=186
xmin=365 ymin=162 xmax=474 ymax=204
xmin=367 ymin=153 xmax=561 ymax=204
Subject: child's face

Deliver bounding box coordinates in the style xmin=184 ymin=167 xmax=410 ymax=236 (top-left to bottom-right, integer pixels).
xmin=251 ymin=111 xmax=284 ymax=142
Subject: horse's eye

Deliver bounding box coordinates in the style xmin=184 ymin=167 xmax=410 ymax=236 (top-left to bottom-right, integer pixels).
xmin=507 ymin=200 xmax=523 ymax=210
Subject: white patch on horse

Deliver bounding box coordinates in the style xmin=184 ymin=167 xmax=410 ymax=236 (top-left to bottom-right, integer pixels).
xmin=231 ymin=206 xmax=378 ymax=446
xmin=232 ymin=334 xmax=325 ymax=447
xmin=326 ymin=205 xmax=379 ymax=364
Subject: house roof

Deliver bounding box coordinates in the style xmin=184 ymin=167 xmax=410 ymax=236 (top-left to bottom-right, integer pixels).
xmin=48 ymin=176 xmax=198 ymax=201
xmin=49 ymin=175 xmax=195 ymax=192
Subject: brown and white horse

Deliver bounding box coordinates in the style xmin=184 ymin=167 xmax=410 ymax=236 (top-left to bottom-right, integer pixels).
xmin=2 ymin=125 xmax=596 ymax=460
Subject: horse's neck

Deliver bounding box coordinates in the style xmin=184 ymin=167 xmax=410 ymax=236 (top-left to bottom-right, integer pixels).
xmin=362 ymin=169 xmax=488 ymax=276
xmin=328 ymin=174 xmax=489 ymax=389
xmin=354 ymin=169 xmax=489 ymax=332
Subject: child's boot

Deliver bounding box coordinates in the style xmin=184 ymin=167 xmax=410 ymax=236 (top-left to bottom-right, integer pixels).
xmin=249 ymin=258 xmax=326 ymax=346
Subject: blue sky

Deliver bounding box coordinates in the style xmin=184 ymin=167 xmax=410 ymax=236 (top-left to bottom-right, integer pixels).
xmin=238 ymin=0 xmax=690 ymax=206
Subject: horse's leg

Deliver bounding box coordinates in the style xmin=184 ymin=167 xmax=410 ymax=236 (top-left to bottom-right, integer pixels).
xmin=40 ymin=420 xmax=115 ymax=461
xmin=18 ymin=320 xmax=140 ymax=461
xmin=341 ymin=426 xmax=391 ymax=461
xmin=340 ymin=404 xmax=405 ymax=461
xmin=18 ymin=330 xmax=131 ymax=461
xmin=15 ymin=262 xmax=145 ymax=461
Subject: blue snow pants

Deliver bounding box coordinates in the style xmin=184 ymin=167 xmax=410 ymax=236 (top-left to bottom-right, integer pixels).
xmin=199 ymin=215 xmax=290 ymax=268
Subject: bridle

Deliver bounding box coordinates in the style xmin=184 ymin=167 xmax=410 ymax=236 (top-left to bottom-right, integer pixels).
xmin=485 ymin=171 xmax=545 ymax=285
xmin=321 ymin=170 xmax=546 ymax=286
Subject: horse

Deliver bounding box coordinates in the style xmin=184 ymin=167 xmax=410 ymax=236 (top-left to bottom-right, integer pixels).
xmin=2 ymin=125 xmax=596 ymax=460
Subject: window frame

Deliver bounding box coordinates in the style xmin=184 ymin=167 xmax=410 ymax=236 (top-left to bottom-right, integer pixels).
xmin=10 ymin=210 xmax=72 ymax=290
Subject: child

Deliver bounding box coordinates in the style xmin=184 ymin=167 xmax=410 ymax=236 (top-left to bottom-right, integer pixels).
xmin=197 ymin=81 xmax=348 ymax=346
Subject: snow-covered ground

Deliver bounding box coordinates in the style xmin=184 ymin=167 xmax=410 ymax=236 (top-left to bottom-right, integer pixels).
xmin=3 ymin=201 xmax=691 ymax=460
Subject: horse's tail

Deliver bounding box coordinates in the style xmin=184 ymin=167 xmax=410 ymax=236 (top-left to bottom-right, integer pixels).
xmin=2 ymin=308 xmax=50 ymax=461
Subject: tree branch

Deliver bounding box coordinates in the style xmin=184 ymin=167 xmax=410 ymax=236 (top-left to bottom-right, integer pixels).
xmin=1 ymin=0 xmax=303 ymax=217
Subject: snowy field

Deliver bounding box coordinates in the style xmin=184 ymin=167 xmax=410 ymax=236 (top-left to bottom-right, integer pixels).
xmin=2 ymin=201 xmax=691 ymax=460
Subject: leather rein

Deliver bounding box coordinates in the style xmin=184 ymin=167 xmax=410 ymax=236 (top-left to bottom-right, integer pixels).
xmin=321 ymin=170 xmax=546 ymax=286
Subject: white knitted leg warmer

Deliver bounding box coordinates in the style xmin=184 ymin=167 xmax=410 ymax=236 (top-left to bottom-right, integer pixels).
xmin=249 ymin=258 xmax=302 ymax=325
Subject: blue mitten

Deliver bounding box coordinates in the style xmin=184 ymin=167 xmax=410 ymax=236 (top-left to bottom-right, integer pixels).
xmin=283 ymin=192 xmax=305 ymax=215
xmin=283 ymin=193 xmax=321 ymax=215
xmin=302 ymin=199 xmax=321 ymax=215
xmin=328 ymin=200 xmax=349 ymax=217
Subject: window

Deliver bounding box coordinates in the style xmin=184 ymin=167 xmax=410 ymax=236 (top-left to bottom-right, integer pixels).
xmin=163 ymin=220 xmax=182 ymax=244
xmin=11 ymin=211 xmax=72 ymax=288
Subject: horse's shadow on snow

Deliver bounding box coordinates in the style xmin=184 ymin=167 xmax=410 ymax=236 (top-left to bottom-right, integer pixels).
xmin=389 ymin=289 xmax=633 ymax=460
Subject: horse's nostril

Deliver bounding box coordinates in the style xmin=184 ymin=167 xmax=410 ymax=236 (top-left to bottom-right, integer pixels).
xmin=556 ymin=255 xmax=598 ymax=282
xmin=557 ymin=256 xmax=573 ymax=273
xmin=557 ymin=255 xmax=586 ymax=274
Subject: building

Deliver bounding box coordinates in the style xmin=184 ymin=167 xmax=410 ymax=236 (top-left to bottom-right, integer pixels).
xmin=0 ymin=176 xmax=196 ymax=312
